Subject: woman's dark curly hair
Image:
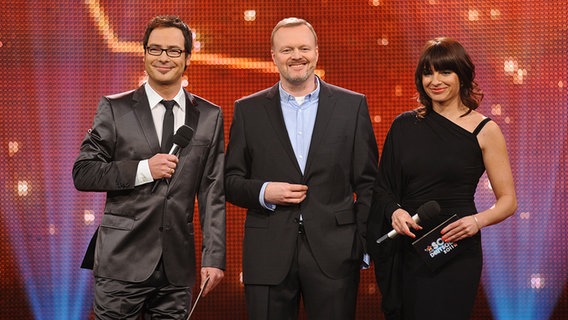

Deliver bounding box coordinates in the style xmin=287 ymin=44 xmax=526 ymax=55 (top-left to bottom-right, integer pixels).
xmin=414 ymin=37 xmax=483 ymax=118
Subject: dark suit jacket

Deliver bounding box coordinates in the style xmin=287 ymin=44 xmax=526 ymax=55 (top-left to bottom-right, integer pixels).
xmin=225 ymin=79 xmax=378 ymax=285
xmin=73 ymin=85 xmax=225 ymax=287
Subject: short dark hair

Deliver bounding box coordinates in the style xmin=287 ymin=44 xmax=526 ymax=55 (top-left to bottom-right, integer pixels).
xmin=414 ymin=37 xmax=483 ymax=117
xmin=142 ymin=15 xmax=192 ymax=56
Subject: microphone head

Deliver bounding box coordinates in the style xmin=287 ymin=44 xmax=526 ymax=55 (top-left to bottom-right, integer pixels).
xmin=172 ymin=125 xmax=194 ymax=148
xmin=416 ymin=200 xmax=441 ymax=222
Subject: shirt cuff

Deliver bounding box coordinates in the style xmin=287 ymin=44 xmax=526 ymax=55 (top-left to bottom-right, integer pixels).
xmin=135 ymin=159 xmax=154 ymax=186
xmin=361 ymin=253 xmax=371 ymax=270
xmin=259 ymin=182 xmax=276 ymax=211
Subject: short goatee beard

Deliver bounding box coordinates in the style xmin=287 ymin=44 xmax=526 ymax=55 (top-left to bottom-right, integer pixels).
xmin=286 ymin=73 xmax=310 ymax=84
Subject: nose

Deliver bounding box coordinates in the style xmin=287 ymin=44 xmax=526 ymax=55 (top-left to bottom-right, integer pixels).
xmin=431 ymin=72 xmax=442 ymax=85
xmin=291 ymin=48 xmax=301 ymax=59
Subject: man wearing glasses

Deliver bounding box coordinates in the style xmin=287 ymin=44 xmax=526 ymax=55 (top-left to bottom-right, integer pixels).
xmin=73 ymin=15 xmax=225 ymax=319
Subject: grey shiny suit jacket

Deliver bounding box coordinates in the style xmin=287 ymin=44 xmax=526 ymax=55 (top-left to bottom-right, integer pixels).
xmin=73 ymin=85 xmax=225 ymax=287
xmin=225 ymin=79 xmax=378 ymax=285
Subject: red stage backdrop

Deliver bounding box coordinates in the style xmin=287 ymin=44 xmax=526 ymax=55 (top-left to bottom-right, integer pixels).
xmin=1 ymin=1 xmax=567 ymax=319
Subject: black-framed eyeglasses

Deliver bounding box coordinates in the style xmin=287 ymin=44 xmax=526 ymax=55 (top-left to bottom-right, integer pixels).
xmin=146 ymin=46 xmax=185 ymax=58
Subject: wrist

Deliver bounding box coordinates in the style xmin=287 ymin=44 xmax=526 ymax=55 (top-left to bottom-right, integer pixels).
xmin=473 ymin=214 xmax=482 ymax=230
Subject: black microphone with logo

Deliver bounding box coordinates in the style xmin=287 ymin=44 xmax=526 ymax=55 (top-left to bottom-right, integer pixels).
xmin=151 ymin=124 xmax=194 ymax=193
xmin=376 ymin=200 xmax=441 ymax=244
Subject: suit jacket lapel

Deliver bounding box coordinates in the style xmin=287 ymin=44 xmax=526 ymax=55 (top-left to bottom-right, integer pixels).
xmin=304 ymin=80 xmax=336 ymax=176
xmin=171 ymin=90 xmax=200 ymax=185
xmin=264 ymin=84 xmax=303 ymax=175
xmin=183 ymin=90 xmax=200 ymax=135
xmin=132 ymin=86 xmax=161 ymax=155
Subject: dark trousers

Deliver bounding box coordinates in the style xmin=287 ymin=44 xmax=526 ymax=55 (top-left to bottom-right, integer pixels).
xmin=93 ymin=260 xmax=192 ymax=320
xmin=245 ymin=230 xmax=360 ymax=320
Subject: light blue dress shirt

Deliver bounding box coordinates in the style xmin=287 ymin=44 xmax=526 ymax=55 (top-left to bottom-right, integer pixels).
xmin=259 ymin=80 xmax=320 ymax=210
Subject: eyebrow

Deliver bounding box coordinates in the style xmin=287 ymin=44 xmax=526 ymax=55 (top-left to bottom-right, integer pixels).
xmin=147 ymin=44 xmax=183 ymax=49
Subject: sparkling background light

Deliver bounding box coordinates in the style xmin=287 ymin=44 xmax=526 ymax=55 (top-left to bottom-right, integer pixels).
xmin=0 ymin=0 xmax=566 ymax=319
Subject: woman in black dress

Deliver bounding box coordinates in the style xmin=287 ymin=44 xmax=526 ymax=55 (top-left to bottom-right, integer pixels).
xmin=368 ymin=37 xmax=517 ymax=320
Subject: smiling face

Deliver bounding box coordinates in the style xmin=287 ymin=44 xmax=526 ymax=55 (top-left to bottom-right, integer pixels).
xmin=143 ymin=27 xmax=190 ymax=92
xmin=271 ymin=24 xmax=319 ymax=90
xmin=414 ymin=37 xmax=481 ymax=113
xmin=422 ymin=67 xmax=462 ymax=108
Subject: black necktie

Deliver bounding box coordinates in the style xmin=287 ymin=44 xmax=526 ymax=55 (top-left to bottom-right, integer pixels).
xmin=161 ymin=100 xmax=176 ymax=153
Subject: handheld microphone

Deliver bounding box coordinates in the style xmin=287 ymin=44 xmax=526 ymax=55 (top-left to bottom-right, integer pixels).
xmin=167 ymin=125 xmax=194 ymax=155
xmin=376 ymin=200 xmax=440 ymax=244
xmin=151 ymin=125 xmax=194 ymax=193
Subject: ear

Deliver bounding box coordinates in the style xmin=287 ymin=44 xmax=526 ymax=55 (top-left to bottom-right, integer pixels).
xmin=271 ymin=49 xmax=276 ymax=64
xmin=185 ymin=54 xmax=191 ymax=67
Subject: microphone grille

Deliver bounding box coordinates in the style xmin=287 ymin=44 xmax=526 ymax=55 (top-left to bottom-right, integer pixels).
xmin=416 ymin=200 xmax=441 ymax=222
xmin=173 ymin=125 xmax=194 ymax=148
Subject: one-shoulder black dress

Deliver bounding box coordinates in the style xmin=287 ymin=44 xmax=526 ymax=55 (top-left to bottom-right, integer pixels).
xmin=369 ymin=110 xmax=492 ymax=320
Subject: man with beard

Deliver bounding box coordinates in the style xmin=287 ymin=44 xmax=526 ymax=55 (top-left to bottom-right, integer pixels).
xmin=224 ymin=17 xmax=378 ymax=320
